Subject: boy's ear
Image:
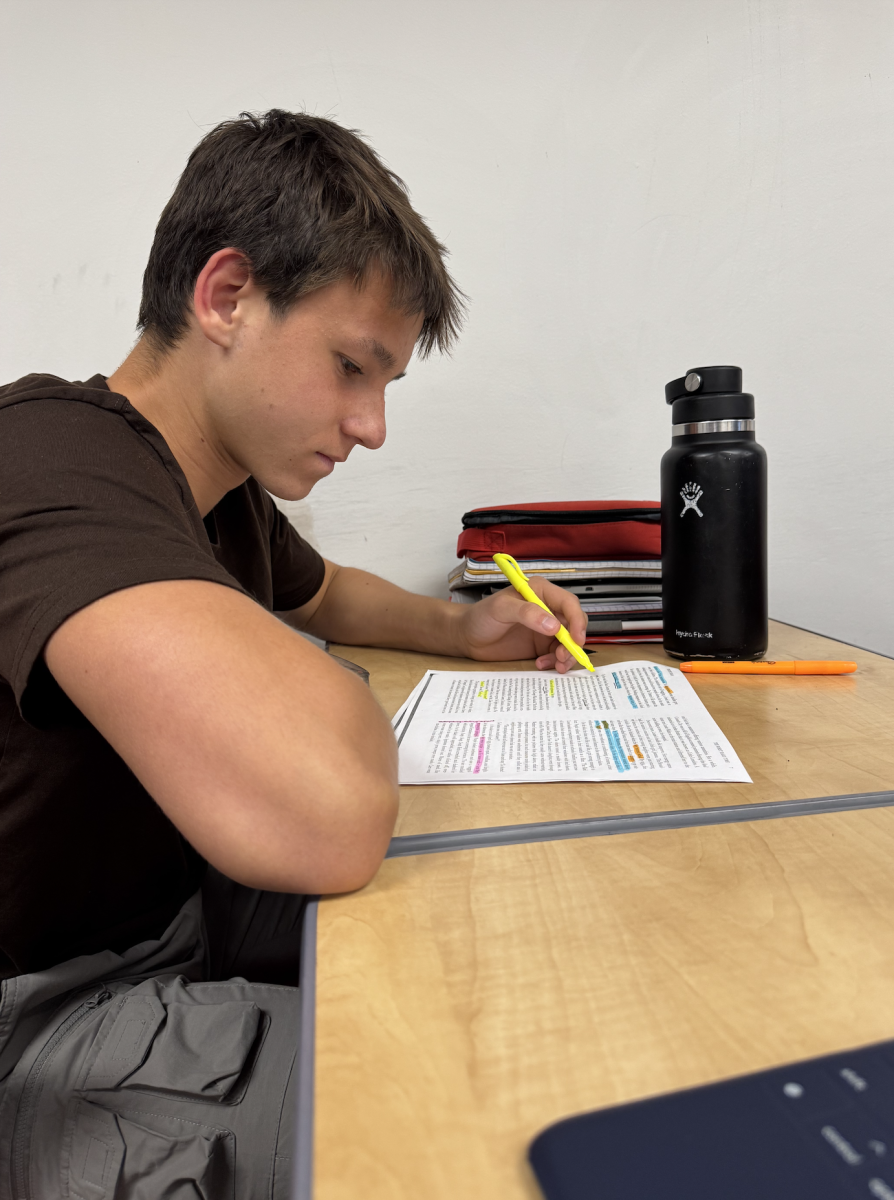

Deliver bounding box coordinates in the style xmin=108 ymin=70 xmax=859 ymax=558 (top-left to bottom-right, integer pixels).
xmin=192 ymin=248 xmax=254 ymax=349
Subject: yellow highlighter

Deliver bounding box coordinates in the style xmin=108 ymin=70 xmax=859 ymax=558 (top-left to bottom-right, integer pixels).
xmin=493 ymin=553 xmax=595 ymax=672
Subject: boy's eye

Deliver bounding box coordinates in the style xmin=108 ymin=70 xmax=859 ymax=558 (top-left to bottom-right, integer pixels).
xmin=340 ymin=356 xmax=363 ymax=376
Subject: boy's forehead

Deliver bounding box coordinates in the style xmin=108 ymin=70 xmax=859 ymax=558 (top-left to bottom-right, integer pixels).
xmin=290 ymin=272 xmax=416 ymax=326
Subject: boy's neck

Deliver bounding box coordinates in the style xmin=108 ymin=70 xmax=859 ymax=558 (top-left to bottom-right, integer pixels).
xmin=108 ymin=338 xmax=247 ymax=517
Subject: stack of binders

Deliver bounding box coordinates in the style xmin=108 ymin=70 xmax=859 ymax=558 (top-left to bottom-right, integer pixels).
xmin=449 ymin=501 xmax=662 ymax=645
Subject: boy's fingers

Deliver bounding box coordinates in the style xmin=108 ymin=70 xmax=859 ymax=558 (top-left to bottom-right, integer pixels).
xmin=515 ymin=600 xmax=559 ymax=635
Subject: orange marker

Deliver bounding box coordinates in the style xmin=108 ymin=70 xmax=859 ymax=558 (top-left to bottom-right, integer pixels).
xmin=681 ymin=660 xmax=857 ymax=675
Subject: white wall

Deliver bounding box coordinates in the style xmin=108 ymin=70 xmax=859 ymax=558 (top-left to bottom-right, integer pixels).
xmin=1 ymin=0 xmax=892 ymax=654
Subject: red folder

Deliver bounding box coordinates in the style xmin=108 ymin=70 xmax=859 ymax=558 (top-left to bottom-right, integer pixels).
xmin=457 ymin=501 xmax=661 ymax=561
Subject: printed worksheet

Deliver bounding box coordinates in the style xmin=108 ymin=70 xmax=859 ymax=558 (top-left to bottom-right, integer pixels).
xmin=394 ymin=662 xmax=751 ymax=785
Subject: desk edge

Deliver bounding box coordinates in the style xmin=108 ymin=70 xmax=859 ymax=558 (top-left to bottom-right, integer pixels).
xmin=386 ymin=790 xmax=894 ymax=858
xmin=291 ymin=896 xmax=319 ymax=1200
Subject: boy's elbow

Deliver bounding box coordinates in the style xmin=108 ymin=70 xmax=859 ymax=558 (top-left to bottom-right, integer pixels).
xmin=276 ymin=765 xmax=398 ymax=895
xmin=191 ymin=722 xmax=400 ymax=896
xmin=316 ymin=774 xmax=399 ymax=894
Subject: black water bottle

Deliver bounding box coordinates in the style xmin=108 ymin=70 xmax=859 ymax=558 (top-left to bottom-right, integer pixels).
xmin=661 ymin=365 xmax=767 ymax=659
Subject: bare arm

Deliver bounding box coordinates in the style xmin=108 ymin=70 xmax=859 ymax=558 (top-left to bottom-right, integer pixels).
xmin=45 ymin=580 xmax=398 ymax=894
xmin=286 ymin=560 xmax=589 ymax=671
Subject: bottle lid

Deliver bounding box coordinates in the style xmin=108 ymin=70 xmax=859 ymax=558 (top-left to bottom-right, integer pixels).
xmin=665 ymin=365 xmax=754 ymax=425
xmin=665 ymin=365 xmax=742 ymax=403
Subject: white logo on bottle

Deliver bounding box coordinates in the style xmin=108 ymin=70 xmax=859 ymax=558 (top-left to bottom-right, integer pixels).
xmin=680 ymin=482 xmax=703 ymax=517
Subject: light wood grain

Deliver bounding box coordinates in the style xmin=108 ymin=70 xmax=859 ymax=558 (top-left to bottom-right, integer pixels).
xmin=330 ymin=620 xmax=894 ymax=835
xmin=315 ymin=806 xmax=894 ymax=1199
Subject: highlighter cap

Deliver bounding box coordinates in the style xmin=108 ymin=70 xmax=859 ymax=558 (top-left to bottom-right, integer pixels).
xmin=665 ymin=365 xmax=754 ymax=424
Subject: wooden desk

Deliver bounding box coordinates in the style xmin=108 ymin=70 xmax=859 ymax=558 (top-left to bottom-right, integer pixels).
xmin=314 ymin=805 xmax=894 ymax=1199
xmin=331 ymin=620 xmax=894 ymax=836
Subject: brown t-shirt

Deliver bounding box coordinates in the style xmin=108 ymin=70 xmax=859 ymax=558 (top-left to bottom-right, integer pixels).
xmin=0 ymin=374 xmax=325 ymax=979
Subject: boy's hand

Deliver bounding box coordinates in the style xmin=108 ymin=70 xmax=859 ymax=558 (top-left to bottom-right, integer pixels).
xmin=289 ymin=560 xmax=590 ymax=673
xmin=453 ymin=578 xmax=589 ymax=672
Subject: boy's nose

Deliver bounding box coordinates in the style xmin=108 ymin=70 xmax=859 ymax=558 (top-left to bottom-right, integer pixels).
xmin=343 ymin=397 xmax=386 ymax=450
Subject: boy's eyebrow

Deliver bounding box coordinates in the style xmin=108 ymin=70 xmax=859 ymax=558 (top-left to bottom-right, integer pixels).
xmin=356 ymin=337 xmax=396 ymax=370
xmin=351 ymin=336 xmax=406 ymax=381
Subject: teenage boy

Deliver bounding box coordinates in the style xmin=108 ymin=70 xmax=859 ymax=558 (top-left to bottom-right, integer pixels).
xmin=0 ymin=110 xmax=585 ymax=1196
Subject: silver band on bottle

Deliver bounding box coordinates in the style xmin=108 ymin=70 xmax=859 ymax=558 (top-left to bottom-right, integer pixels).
xmin=671 ymin=418 xmax=755 ymax=437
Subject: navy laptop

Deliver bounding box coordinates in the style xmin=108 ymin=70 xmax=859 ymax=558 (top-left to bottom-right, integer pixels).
xmin=530 ymin=1040 xmax=894 ymax=1199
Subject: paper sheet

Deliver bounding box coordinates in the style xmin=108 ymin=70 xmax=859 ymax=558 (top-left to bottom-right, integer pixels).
xmin=394 ymin=661 xmax=751 ymax=785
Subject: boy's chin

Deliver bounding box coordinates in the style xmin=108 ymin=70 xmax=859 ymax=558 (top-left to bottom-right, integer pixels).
xmin=263 ymin=477 xmax=315 ymax=503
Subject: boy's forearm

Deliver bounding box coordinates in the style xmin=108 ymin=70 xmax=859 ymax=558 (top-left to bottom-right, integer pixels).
xmin=302 ymin=564 xmax=466 ymax=656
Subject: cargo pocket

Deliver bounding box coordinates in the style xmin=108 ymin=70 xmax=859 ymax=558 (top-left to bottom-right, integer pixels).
xmin=63 ymin=1097 xmax=234 ymax=1200
xmin=82 ymin=985 xmax=263 ymax=1103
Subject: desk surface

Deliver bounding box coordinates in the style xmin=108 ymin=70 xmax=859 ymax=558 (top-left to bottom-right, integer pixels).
xmin=314 ymin=805 xmax=894 ymax=1199
xmin=331 ymin=620 xmax=894 ymax=837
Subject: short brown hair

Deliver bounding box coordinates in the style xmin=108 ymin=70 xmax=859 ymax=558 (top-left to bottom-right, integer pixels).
xmin=138 ymin=110 xmax=464 ymax=357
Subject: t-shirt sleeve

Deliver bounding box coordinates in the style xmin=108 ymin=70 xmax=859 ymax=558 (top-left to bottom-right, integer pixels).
xmin=266 ymin=500 xmax=326 ymax=611
xmin=0 ymin=398 xmax=245 ymax=713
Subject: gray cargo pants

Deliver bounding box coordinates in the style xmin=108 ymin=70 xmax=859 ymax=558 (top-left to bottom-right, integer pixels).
xmin=0 ymin=869 xmax=307 ymax=1199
